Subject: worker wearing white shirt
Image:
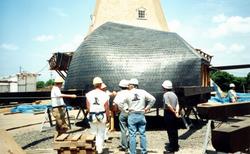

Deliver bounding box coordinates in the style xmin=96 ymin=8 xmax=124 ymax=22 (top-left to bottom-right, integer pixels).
xmin=51 ymin=77 xmax=76 ymax=136
xmin=113 ymin=79 xmax=129 ymax=151
xmin=228 ymin=83 xmax=238 ymax=103
xmin=86 ymin=77 xmax=110 ymax=154
xmin=121 ymin=78 xmax=156 ymax=154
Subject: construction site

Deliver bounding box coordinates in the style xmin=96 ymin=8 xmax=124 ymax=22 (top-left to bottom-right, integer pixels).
xmin=0 ymin=0 xmax=250 ymax=154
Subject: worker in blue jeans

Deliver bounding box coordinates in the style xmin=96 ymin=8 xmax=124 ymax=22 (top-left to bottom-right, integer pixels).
xmin=113 ymin=79 xmax=129 ymax=151
xmin=120 ymin=78 xmax=155 ymax=154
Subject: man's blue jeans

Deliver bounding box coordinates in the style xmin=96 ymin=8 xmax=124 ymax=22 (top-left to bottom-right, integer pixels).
xmin=128 ymin=113 xmax=147 ymax=154
xmin=119 ymin=112 xmax=128 ymax=149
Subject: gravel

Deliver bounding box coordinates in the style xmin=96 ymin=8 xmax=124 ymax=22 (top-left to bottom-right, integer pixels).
xmin=13 ymin=120 xmax=216 ymax=154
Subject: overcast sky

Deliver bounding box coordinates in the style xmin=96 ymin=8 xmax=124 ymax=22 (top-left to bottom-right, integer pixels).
xmin=0 ymin=0 xmax=250 ymax=81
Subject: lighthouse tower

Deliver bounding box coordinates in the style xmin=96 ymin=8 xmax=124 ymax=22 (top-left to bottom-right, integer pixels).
xmin=88 ymin=0 xmax=169 ymax=33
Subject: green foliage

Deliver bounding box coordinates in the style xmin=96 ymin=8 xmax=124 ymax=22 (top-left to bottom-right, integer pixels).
xmin=210 ymin=71 xmax=234 ymax=91
xmin=36 ymin=79 xmax=54 ymax=89
xmin=233 ymin=77 xmax=247 ymax=92
xmin=45 ymin=79 xmax=54 ymax=87
xmin=36 ymin=81 xmax=45 ymax=89
xmin=210 ymin=71 xmax=250 ymax=92
xmin=247 ymin=72 xmax=250 ymax=90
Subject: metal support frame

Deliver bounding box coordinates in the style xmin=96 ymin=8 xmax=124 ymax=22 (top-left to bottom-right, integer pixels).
xmin=40 ymin=106 xmax=72 ymax=132
xmin=202 ymin=120 xmax=212 ymax=154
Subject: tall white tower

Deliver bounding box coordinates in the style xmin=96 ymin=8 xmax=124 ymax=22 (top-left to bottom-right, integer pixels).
xmin=88 ymin=0 xmax=169 ymax=33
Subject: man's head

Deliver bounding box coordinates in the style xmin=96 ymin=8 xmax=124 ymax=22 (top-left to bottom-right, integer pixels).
xmin=101 ymin=83 xmax=107 ymax=91
xmin=129 ymin=78 xmax=139 ymax=89
xmin=119 ymin=79 xmax=129 ymax=90
xmin=93 ymin=77 xmax=103 ymax=88
xmin=54 ymin=77 xmax=64 ymax=88
xmin=229 ymin=83 xmax=235 ymax=89
xmin=162 ymin=80 xmax=173 ymax=91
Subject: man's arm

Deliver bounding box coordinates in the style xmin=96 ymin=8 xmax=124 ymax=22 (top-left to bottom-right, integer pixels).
xmin=144 ymin=92 xmax=156 ymax=113
xmin=86 ymin=99 xmax=90 ymax=112
xmin=104 ymin=101 xmax=110 ymax=122
xmin=163 ymin=94 xmax=177 ymax=115
xmin=60 ymin=93 xmax=77 ymax=98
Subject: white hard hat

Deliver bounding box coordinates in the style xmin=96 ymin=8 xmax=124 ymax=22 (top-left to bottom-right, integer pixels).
xmin=129 ymin=78 xmax=139 ymax=85
xmin=162 ymin=80 xmax=173 ymax=89
xmin=93 ymin=77 xmax=103 ymax=85
xmin=119 ymin=79 xmax=129 ymax=88
xmin=54 ymin=77 xmax=64 ymax=83
xmin=229 ymin=83 xmax=235 ymax=88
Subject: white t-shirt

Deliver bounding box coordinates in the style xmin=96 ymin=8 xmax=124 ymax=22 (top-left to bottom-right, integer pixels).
xmin=124 ymin=88 xmax=155 ymax=113
xmin=113 ymin=90 xmax=129 ymax=113
xmin=51 ymin=86 xmax=65 ymax=107
xmin=163 ymin=91 xmax=179 ymax=110
xmin=86 ymin=89 xmax=109 ymax=113
xmin=228 ymin=89 xmax=237 ymax=102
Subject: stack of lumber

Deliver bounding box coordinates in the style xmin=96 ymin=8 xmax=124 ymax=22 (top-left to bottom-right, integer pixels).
xmin=53 ymin=133 xmax=96 ymax=154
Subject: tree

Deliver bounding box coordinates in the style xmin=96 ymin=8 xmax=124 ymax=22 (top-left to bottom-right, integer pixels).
xmin=210 ymin=71 xmax=250 ymax=92
xmin=247 ymin=72 xmax=250 ymax=90
xmin=233 ymin=77 xmax=246 ymax=92
xmin=36 ymin=81 xmax=45 ymax=89
xmin=210 ymin=71 xmax=234 ymax=91
xmin=45 ymin=79 xmax=54 ymax=87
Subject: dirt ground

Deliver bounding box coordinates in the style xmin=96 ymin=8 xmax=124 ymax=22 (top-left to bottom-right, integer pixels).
xmin=0 ymin=108 xmax=221 ymax=154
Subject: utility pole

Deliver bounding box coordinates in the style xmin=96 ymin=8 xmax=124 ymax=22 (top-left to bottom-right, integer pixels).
xmin=19 ymin=66 xmax=22 ymax=73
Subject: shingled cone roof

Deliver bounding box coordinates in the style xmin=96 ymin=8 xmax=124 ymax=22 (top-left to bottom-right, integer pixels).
xmin=65 ymin=22 xmax=210 ymax=101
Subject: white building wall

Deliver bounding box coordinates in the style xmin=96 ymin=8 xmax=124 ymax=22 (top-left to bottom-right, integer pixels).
xmin=0 ymin=72 xmax=38 ymax=92
xmin=88 ymin=0 xmax=169 ymax=34
xmin=17 ymin=73 xmax=38 ymax=92
xmin=0 ymin=83 xmax=10 ymax=92
xmin=0 ymin=75 xmax=18 ymax=92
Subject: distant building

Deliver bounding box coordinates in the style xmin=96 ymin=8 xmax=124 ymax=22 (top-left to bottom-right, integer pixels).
xmin=0 ymin=72 xmax=39 ymax=92
xmin=88 ymin=0 xmax=169 ymax=34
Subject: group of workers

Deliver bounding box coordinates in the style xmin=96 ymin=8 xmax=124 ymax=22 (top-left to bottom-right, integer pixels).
xmin=50 ymin=76 xmax=181 ymax=154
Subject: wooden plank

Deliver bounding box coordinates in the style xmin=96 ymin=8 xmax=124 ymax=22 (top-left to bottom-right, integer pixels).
xmin=79 ymin=149 xmax=87 ymax=154
xmin=197 ymin=102 xmax=250 ymax=120
xmin=0 ymin=129 xmax=26 ymax=154
xmin=71 ymin=133 xmax=82 ymax=141
xmin=53 ymin=140 xmax=86 ymax=149
xmin=212 ymin=118 xmax=250 ymax=153
xmin=26 ymin=149 xmax=56 ymax=154
xmin=56 ymin=133 xmax=69 ymax=141
xmin=53 ymin=141 xmax=71 ymax=149
xmin=3 ymin=111 xmax=22 ymax=115
xmin=85 ymin=143 xmax=94 ymax=149
xmin=86 ymin=134 xmax=95 ymax=142
xmin=64 ymin=149 xmax=71 ymax=154
xmin=80 ymin=134 xmax=86 ymax=141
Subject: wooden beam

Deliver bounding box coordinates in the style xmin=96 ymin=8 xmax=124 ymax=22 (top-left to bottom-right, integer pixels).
xmin=212 ymin=118 xmax=250 ymax=153
xmin=197 ymin=102 xmax=250 ymax=120
xmin=0 ymin=129 xmax=26 ymax=154
xmin=211 ymin=64 xmax=250 ymax=70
